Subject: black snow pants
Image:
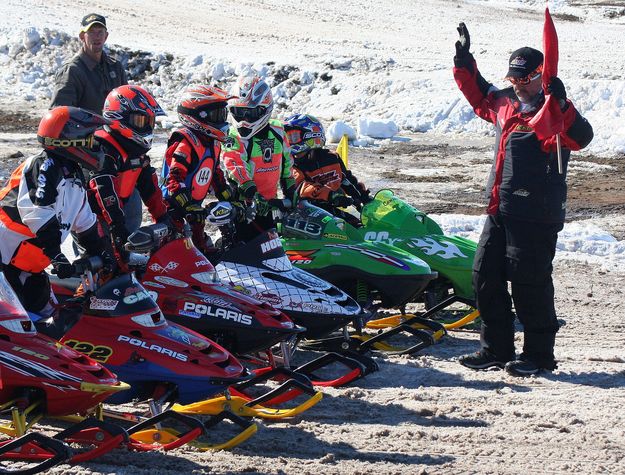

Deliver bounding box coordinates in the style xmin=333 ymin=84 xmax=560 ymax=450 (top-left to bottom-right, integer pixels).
xmin=472 ymin=213 xmax=563 ymax=368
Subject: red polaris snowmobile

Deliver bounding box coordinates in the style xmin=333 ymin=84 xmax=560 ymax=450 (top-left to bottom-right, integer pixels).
xmin=0 ymin=270 xmax=130 ymax=465
xmin=124 ymin=223 xmax=376 ymax=388
xmin=47 ymin=257 xmax=318 ymax=442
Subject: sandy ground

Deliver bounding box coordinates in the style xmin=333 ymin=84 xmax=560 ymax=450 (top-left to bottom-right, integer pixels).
xmin=1 ymin=106 xmax=624 ymax=474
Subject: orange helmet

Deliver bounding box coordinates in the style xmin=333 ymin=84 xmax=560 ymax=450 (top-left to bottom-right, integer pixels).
xmin=103 ymin=85 xmax=165 ymax=154
xmin=177 ymin=85 xmax=234 ymax=142
xmin=228 ymin=75 xmax=273 ymax=139
xmin=37 ymin=106 xmax=107 ymax=171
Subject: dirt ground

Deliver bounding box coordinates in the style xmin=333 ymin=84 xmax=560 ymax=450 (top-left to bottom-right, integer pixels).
xmin=1 ymin=108 xmax=624 ymax=474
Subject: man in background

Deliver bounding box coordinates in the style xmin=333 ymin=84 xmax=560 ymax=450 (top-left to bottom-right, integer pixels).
xmin=50 ymin=13 xmax=127 ymax=114
xmin=50 ymin=13 xmax=142 ymax=233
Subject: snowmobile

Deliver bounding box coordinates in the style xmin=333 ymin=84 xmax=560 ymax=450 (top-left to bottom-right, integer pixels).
xmin=205 ymin=201 xmax=441 ymax=358
xmin=278 ymin=199 xmax=437 ymax=309
xmin=47 ymin=256 xmax=318 ymax=442
xmin=352 ymin=189 xmax=479 ymax=331
xmin=0 ymin=270 xmax=132 ymax=464
xmin=0 ymin=431 xmax=72 ymax=474
xmin=123 ymin=223 xmax=375 ymax=388
xmin=268 ymin=199 xmax=446 ymax=355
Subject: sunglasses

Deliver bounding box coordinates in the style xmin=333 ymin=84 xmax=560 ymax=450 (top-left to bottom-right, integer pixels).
xmin=507 ymin=66 xmax=543 ymax=86
xmin=229 ymin=106 xmax=267 ymax=122
xmin=128 ymin=112 xmax=155 ymax=130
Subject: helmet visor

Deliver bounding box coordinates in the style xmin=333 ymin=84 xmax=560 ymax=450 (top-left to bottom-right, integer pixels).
xmin=230 ymin=106 xmax=267 ymax=122
xmin=128 ymin=111 xmax=155 ymax=131
xmin=286 ymin=129 xmax=302 ymax=146
xmin=199 ymin=106 xmax=228 ymax=124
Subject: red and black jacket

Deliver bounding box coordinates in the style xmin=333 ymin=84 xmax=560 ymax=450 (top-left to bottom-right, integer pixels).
xmin=453 ymin=54 xmax=593 ymax=223
xmin=89 ymin=130 xmax=167 ymax=230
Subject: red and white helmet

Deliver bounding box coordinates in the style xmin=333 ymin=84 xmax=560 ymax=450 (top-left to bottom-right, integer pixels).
xmin=228 ymin=75 xmax=273 ymax=139
xmin=177 ymin=85 xmax=234 ymax=142
xmin=37 ymin=106 xmax=107 ymax=171
xmin=102 ymin=85 xmax=165 ymax=154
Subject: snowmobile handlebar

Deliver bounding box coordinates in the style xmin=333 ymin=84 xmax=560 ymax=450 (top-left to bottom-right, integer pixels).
xmin=72 ymin=256 xmax=104 ymax=276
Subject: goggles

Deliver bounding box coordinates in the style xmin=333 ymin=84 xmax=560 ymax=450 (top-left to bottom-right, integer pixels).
xmin=198 ymin=106 xmax=228 ymax=124
xmin=128 ymin=111 xmax=155 ymax=131
xmin=286 ymin=129 xmax=302 ymax=145
xmin=507 ymin=65 xmax=543 ymax=86
xmin=229 ymin=105 xmax=267 ymax=122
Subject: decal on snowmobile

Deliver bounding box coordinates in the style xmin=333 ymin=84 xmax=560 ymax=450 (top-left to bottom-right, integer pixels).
xmin=323 ymin=233 xmax=348 ymax=240
xmin=365 ymin=232 xmax=468 ymax=260
xmin=292 ymin=270 xmax=327 ymax=287
xmin=89 ymin=296 xmax=118 ymax=311
xmin=408 ymin=237 xmax=469 ymax=260
xmin=116 ymin=335 xmax=189 ymax=362
xmin=260 ymin=237 xmax=282 ymax=253
xmin=286 ymin=250 xmax=316 ymax=265
xmin=255 ymin=291 xmax=282 ymax=306
xmin=0 ymin=350 xmax=83 ymax=382
xmin=11 ymin=345 xmax=49 ymax=360
xmin=148 ymin=261 xmax=179 ymax=273
xmin=283 ymin=217 xmax=323 ymax=236
xmin=143 ymin=281 xmax=166 ymax=289
xmin=122 ymin=290 xmax=152 ymax=305
xmin=153 ymin=275 xmax=189 ymax=287
xmin=63 ymin=340 xmax=113 ymax=363
xmin=326 ymin=243 xmax=410 ymax=270
xmin=181 ymin=302 xmax=253 ymax=325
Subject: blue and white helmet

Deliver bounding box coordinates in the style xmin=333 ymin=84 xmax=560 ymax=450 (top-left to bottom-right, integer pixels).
xmin=283 ymin=114 xmax=326 ymax=156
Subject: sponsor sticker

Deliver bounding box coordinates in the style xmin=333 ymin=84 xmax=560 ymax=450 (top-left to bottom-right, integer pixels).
xmin=153 ymin=275 xmax=189 ymax=287
xmin=89 ymin=296 xmax=118 ymax=311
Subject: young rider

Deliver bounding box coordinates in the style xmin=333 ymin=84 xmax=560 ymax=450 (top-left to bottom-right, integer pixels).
xmin=0 ymin=106 xmax=114 ymax=315
xmin=88 ymin=85 xmax=171 ymax=264
xmin=161 ymin=85 xmax=234 ymax=253
xmin=222 ymin=75 xmax=296 ymax=241
xmin=283 ymin=114 xmax=371 ymax=226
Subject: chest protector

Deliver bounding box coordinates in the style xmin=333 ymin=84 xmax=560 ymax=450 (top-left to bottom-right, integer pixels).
xmin=246 ymin=128 xmax=285 ymax=199
xmin=164 ymin=129 xmax=221 ymax=201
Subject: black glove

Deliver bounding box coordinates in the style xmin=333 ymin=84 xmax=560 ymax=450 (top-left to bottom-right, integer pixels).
xmin=255 ymin=194 xmax=271 ymax=216
xmin=50 ymin=253 xmax=75 ymax=279
xmin=170 ymin=187 xmax=192 ymax=211
xmin=101 ymin=249 xmax=117 ymax=274
xmin=156 ymin=212 xmax=176 ymax=232
xmin=244 ymin=201 xmax=257 ymax=223
xmin=110 ymin=224 xmax=130 ymax=263
xmin=240 ymin=181 xmax=258 ymax=201
xmin=184 ymin=203 xmax=207 ymax=224
xmin=547 ymin=77 xmax=567 ymax=110
xmin=268 ymin=198 xmax=292 ymax=212
xmin=455 ymin=22 xmax=470 ymax=58
xmin=330 ymin=192 xmax=354 ymax=208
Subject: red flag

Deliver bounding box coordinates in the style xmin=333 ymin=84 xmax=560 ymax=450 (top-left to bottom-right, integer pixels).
xmin=529 ymin=7 xmax=564 ymax=139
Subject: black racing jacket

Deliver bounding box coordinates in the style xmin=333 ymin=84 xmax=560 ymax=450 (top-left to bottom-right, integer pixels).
xmin=453 ymin=54 xmax=593 ymax=223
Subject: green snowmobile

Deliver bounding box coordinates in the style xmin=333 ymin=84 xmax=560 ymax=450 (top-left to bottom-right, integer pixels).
xmin=275 ymin=199 xmax=447 ymax=354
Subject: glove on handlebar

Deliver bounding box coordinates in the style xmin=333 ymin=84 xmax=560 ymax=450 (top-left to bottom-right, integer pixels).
xmin=51 ymin=253 xmax=75 ymax=279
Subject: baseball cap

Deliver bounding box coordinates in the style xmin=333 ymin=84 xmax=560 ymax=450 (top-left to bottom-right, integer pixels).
xmin=80 ymin=13 xmax=107 ymax=32
xmin=505 ymin=47 xmax=544 ymax=79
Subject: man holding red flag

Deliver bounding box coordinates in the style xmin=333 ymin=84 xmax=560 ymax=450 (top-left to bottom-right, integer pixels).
xmin=452 ymin=21 xmax=593 ymax=376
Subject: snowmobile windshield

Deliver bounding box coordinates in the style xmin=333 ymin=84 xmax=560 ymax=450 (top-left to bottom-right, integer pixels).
xmin=280 ymin=200 xmax=346 ymax=239
xmin=0 ymin=271 xmax=36 ymax=334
